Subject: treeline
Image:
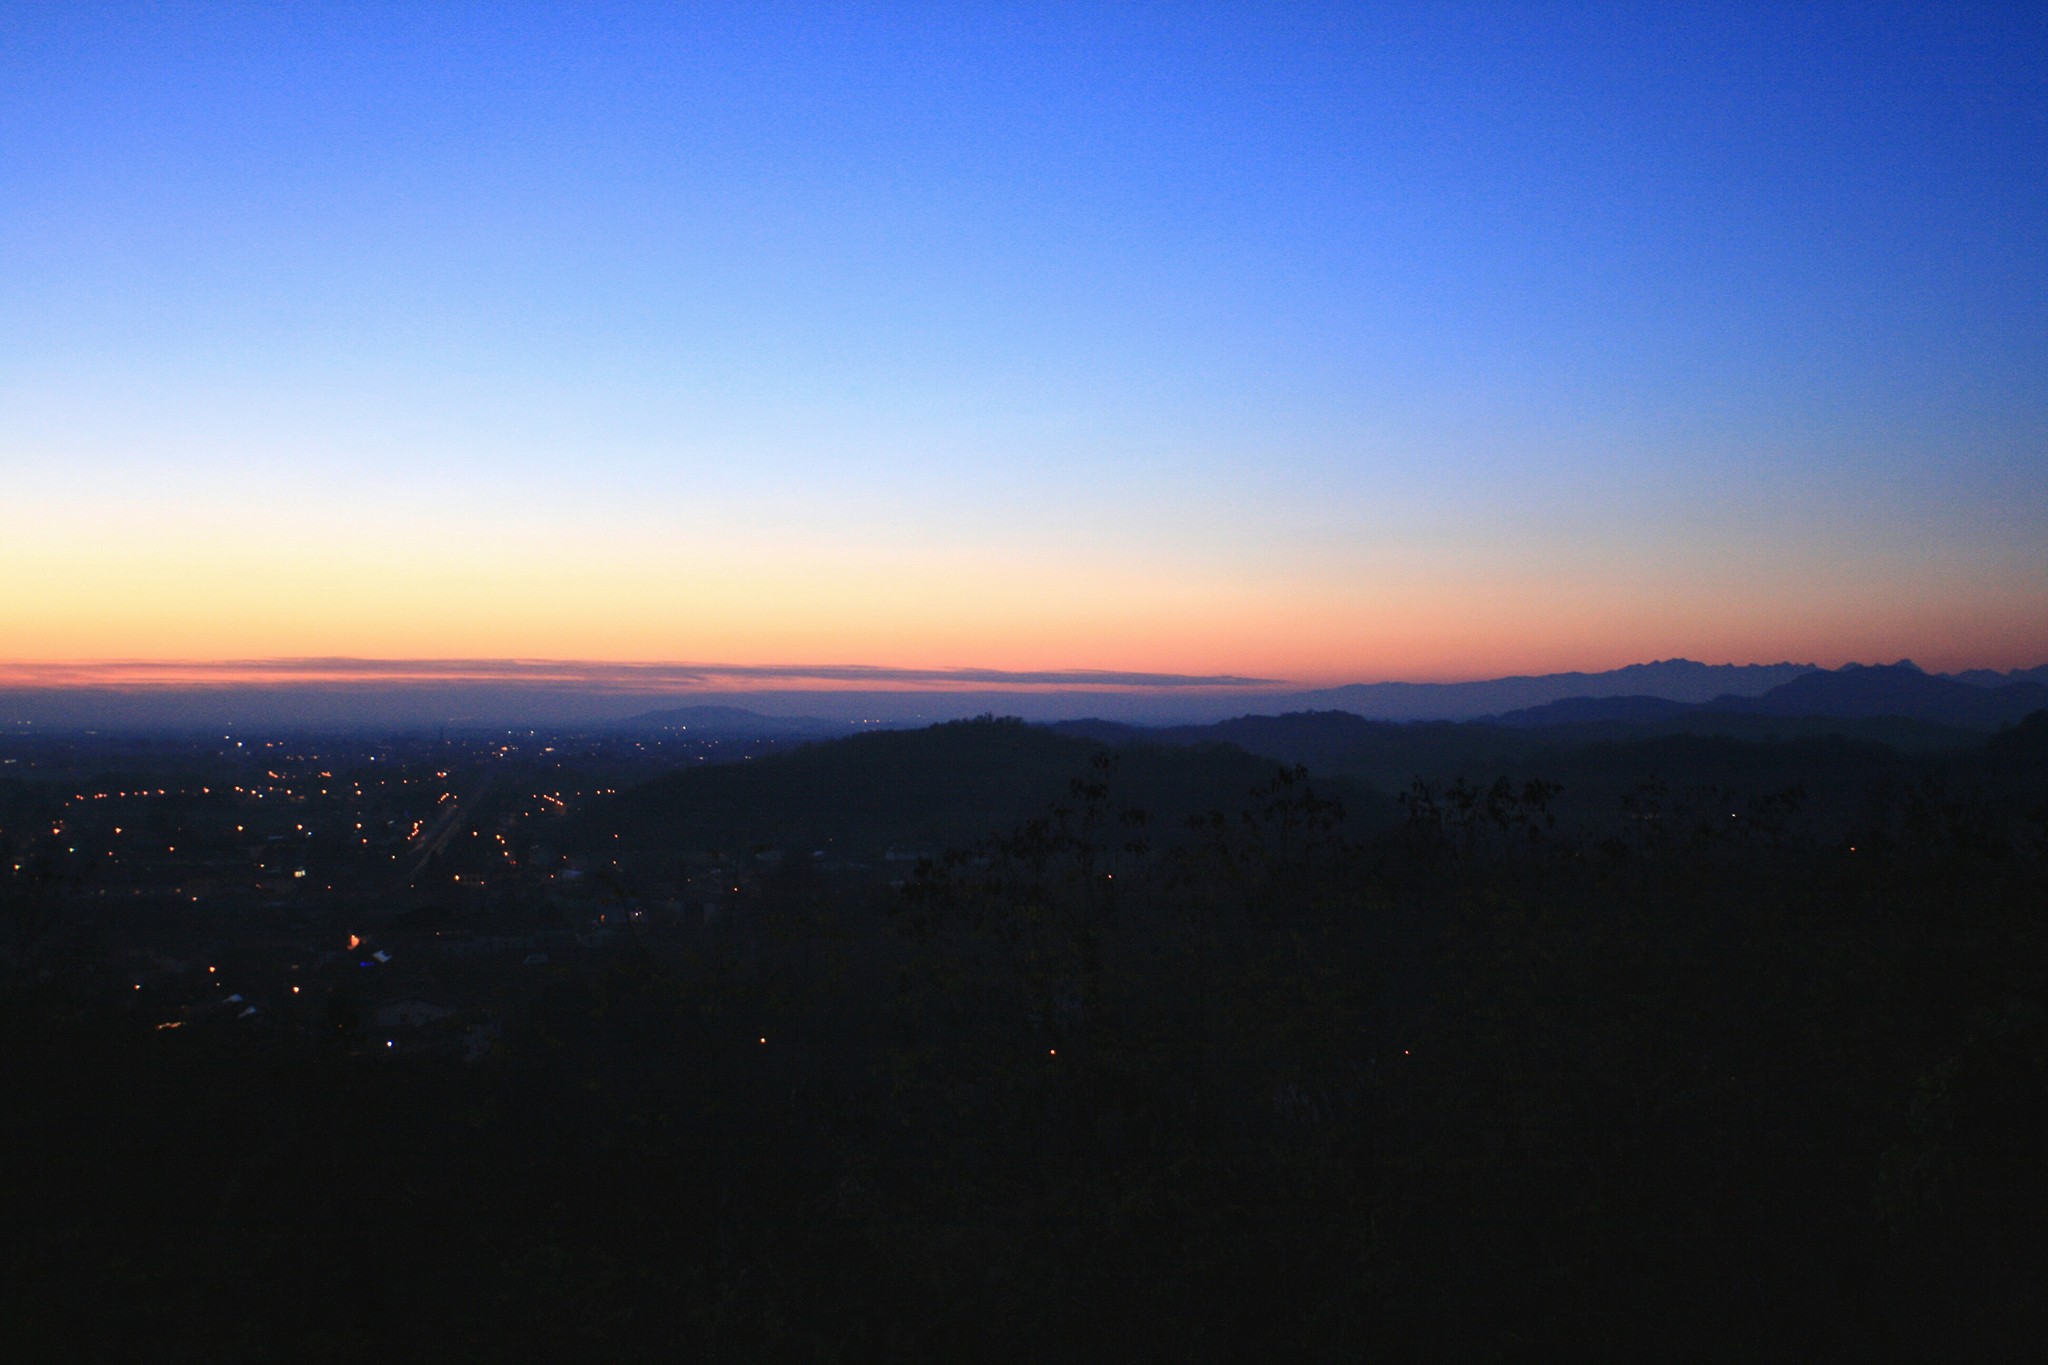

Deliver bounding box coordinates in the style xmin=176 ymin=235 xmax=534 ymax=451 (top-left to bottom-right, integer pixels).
xmin=3 ymin=720 xmax=2046 ymax=1359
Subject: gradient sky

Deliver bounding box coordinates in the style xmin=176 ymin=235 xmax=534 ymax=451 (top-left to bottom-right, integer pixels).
xmin=4 ymin=2 xmax=2045 ymax=684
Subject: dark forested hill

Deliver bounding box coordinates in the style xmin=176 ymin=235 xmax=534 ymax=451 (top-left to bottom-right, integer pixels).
xmin=597 ymin=715 xmax=1378 ymax=853
xmin=1053 ymin=707 xmax=2045 ymax=835
xmin=1058 ymin=711 xmax=1555 ymax=792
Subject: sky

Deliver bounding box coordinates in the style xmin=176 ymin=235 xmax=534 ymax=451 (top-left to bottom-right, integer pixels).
xmin=4 ymin=1 xmax=2045 ymax=687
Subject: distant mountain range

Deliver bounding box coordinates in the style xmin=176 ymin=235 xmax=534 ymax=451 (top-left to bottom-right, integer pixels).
xmin=1947 ymin=664 xmax=2048 ymax=688
xmin=604 ymin=661 xmax=2048 ymax=732
xmin=1713 ymin=663 xmax=2048 ymax=726
xmin=1276 ymin=659 xmax=1819 ymax=722
xmin=1040 ymin=661 xmax=2048 ymax=798
xmin=594 ymin=659 xmax=2048 ymax=730
xmin=1490 ymin=662 xmax=2048 ymax=731
xmin=3 ymin=658 xmax=2043 ymax=732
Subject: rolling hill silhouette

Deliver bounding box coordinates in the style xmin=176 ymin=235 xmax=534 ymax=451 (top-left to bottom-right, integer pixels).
xmin=598 ymin=715 xmax=1373 ymax=853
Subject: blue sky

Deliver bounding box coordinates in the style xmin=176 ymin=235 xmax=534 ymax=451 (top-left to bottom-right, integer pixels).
xmin=4 ymin=2 xmax=2044 ymax=679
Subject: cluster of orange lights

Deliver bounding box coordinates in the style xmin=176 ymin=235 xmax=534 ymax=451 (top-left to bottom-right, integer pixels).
xmin=72 ymin=787 xmax=188 ymax=801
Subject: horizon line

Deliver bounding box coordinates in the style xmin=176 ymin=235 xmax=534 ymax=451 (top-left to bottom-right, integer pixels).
xmin=0 ymin=655 xmax=1930 ymax=695
xmin=0 ymin=658 xmax=1287 ymax=692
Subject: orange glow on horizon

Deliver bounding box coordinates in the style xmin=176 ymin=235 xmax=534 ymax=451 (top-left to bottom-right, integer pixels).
xmin=6 ymin=496 xmax=2047 ymax=682
xmin=4 ymin=546 xmax=2045 ymax=686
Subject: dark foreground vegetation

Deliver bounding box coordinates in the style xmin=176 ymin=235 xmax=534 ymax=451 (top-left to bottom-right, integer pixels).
xmin=4 ymin=714 xmax=2047 ymax=1359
